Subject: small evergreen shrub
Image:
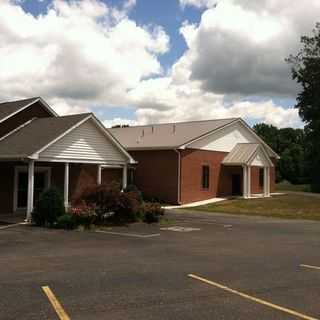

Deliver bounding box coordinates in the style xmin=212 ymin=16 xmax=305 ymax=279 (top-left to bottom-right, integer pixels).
xmin=56 ymin=213 xmax=77 ymax=230
xmin=142 ymin=202 xmax=164 ymax=224
xmin=32 ymin=187 xmax=65 ymax=227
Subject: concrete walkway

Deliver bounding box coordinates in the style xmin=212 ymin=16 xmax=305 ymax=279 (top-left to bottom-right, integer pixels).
xmin=163 ymin=197 xmax=226 ymax=209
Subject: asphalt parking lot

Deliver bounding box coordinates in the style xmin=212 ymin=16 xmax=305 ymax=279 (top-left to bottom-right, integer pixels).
xmin=1 ymin=210 xmax=320 ymax=320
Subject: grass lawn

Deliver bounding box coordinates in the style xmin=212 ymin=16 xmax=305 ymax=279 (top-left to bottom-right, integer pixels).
xmin=276 ymin=181 xmax=311 ymax=192
xmin=192 ymin=194 xmax=320 ymax=221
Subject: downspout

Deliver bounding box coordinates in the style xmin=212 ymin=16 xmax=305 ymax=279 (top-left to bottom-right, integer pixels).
xmin=174 ymin=149 xmax=181 ymax=204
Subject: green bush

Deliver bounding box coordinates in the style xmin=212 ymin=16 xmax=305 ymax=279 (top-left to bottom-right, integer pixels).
xmin=32 ymin=187 xmax=65 ymax=227
xmin=56 ymin=213 xmax=77 ymax=230
xmin=142 ymin=202 xmax=164 ymax=224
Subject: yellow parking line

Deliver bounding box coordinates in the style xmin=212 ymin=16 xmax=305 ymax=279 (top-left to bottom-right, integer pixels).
xmin=300 ymin=264 xmax=320 ymax=271
xmin=188 ymin=274 xmax=318 ymax=320
xmin=42 ymin=286 xmax=71 ymax=320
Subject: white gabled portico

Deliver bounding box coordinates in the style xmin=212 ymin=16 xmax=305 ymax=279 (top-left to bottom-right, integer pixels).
xmin=19 ymin=114 xmax=135 ymax=222
xmin=223 ymin=143 xmax=273 ymax=199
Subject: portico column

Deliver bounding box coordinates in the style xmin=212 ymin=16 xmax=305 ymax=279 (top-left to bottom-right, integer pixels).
xmin=97 ymin=165 xmax=102 ymax=185
xmin=122 ymin=164 xmax=128 ymax=190
xmin=264 ymin=167 xmax=270 ymax=197
xmin=26 ymin=159 xmax=35 ymax=222
xmin=242 ymin=165 xmax=248 ymax=198
xmin=247 ymin=166 xmax=251 ymax=198
xmin=64 ymin=163 xmax=69 ymax=209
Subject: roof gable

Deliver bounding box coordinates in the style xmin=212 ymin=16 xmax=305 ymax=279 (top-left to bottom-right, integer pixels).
xmin=185 ymin=119 xmax=279 ymax=159
xmin=223 ymin=143 xmax=273 ymax=167
xmin=0 ymin=114 xmax=91 ymax=159
xmin=39 ymin=118 xmax=128 ymax=163
xmin=0 ymin=97 xmax=58 ymax=124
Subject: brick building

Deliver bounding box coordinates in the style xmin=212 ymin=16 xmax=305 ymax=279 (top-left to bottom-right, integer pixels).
xmin=0 ymin=97 xmax=135 ymax=220
xmin=110 ymin=119 xmax=279 ymax=204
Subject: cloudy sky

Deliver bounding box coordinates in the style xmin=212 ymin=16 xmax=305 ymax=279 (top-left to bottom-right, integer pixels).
xmin=1 ymin=0 xmax=319 ymax=128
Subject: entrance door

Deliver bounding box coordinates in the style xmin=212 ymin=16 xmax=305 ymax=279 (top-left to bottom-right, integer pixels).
xmin=15 ymin=167 xmax=50 ymax=211
xmin=232 ymin=174 xmax=242 ymax=196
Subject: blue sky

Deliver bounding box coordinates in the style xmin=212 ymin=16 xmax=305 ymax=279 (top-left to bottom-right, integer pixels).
xmin=3 ymin=0 xmax=314 ymax=128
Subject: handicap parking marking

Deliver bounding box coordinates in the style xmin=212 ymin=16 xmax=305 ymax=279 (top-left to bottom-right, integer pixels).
xmin=160 ymin=226 xmax=201 ymax=232
xmin=95 ymin=230 xmax=160 ymax=238
xmin=188 ymin=274 xmax=319 ymax=320
xmin=300 ymin=264 xmax=320 ymax=271
xmin=42 ymin=286 xmax=71 ymax=320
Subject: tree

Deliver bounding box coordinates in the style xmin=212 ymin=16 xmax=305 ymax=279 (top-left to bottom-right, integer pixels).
xmin=253 ymin=124 xmax=308 ymax=184
xmin=287 ymin=23 xmax=320 ymax=192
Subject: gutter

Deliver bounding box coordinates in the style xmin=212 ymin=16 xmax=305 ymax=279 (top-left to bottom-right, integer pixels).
xmin=174 ymin=149 xmax=182 ymax=205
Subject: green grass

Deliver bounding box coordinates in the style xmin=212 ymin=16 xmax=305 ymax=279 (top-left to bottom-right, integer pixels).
xmin=192 ymin=194 xmax=320 ymax=221
xmin=276 ymin=181 xmax=311 ymax=192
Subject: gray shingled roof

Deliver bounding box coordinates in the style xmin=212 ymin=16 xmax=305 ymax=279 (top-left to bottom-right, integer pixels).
xmin=222 ymin=143 xmax=260 ymax=165
xmin=0 ymin=113 xmax=90 ymax=159
xmin=109 ymin=118 xmax=238 ymax=150
xmin=0 ymin=97 xmax=39 ymax=123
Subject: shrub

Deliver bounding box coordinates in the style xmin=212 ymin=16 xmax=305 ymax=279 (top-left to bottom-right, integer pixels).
xmin=74 ymin=183 xmax=143 ymax=224
xmin=124 ymin=184 xmax=143 ymax=204
xmin=142 ymin=202 xmax=164 ymax=224
xmin=32 ymin=187 xmax=65 ymax=227
xmin=56 ymin=213 xmax=77 ymax=230
xmin=70 ymin=202 xmax=97 ymax=229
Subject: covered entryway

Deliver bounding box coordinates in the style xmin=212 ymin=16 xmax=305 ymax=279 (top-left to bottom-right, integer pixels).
xmin=222 ymin=143 xmax=273 ymax=199
xmin=0 ymin=114 xmax=136 ymax=221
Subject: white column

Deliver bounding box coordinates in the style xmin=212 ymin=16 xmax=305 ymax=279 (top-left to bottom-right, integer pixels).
xmin=264 ymin=167 xmax=270 ymax=197
xmin=122 ymin=164 xmax=128 ymax=190
xmin=97 ymin=165 xmax=102 ymax=185
xmin=64 ymin=163 xmax=69 ymax=209
xmin=26 ymin=160 xmax=35 ymax=222
xmin=242 ymin=165 xmax=248 ymax=198
xmin=247 ymin=166 xmax=251 ymax=198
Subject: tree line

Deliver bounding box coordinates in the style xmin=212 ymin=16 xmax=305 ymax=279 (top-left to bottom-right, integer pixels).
xmin=253 ymin=123 xmax=310 ymax=185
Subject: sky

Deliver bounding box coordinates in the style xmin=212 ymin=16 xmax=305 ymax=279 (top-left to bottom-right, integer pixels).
xmin=1 ymin=0 xmax=319 ymax=128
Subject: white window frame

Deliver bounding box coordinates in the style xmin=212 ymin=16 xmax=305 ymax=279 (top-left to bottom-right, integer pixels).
xmin=13 ymin=166 xmax=51 ymax=212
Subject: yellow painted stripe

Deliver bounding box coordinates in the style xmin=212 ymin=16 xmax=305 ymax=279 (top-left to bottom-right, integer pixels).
xmin=300 ymin=264 xmax=320 ymax=271
xmin=188 ymin=274 xmax=319 ymax=320
xmin=42 ymin=286 xmax=71 ymax=320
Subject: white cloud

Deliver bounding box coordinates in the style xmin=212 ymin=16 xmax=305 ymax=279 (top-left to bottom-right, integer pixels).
xmin=180 ymin=0 xmax=217 ymax=9
xmin=0 ymin=0 xmax=169 ymax=113
xmin=126 ymin=0 xmax=320 ymax=128
xmin=103 ymin=117 xmax=138 ymax=128
xmin=1 ymin=0 xmax=315 ymax=128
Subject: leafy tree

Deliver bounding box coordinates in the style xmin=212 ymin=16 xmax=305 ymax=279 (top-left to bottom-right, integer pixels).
xmin=253 ymin=123 xmax=279 ymax=151
xmin=287 ymin=23 xmax=320 ymax=192
xmin=253 ymin=124 xmax=308 ymax=184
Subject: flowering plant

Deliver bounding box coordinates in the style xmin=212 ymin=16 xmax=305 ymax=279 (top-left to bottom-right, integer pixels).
xmin=69 ymin=201 xmax=97 ymax=228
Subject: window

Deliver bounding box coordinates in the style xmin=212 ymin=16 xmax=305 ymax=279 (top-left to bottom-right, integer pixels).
xmin=259 ymin=168 xmax=264 ymax=188
xmin=202 ymin=165 xmax=210 ymax=189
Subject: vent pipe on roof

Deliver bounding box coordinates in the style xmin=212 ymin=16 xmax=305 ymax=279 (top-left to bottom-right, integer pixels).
xmin=172 ymin=124 xmax=176 ymax=134
xmin=141 ymin=129 xmax=144 ymax=138
xmin=151 ymin=126 xmax=154 ymax=133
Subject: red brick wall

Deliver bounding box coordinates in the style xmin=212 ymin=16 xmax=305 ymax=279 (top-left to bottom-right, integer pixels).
xmin=0 ymin=102 xmax=54 ymax=138
xmin=69 ymin=164 xmax=98 ymax=202
xmin=102 ymin=168 xmax=122 ymax=185
xmin=180 ymin=149 xmax=242 ymax=203
xmin=129 ymin=150 xmax=179 ymax=204
xmin=251 ymin=166 xmax=263 ymax=194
